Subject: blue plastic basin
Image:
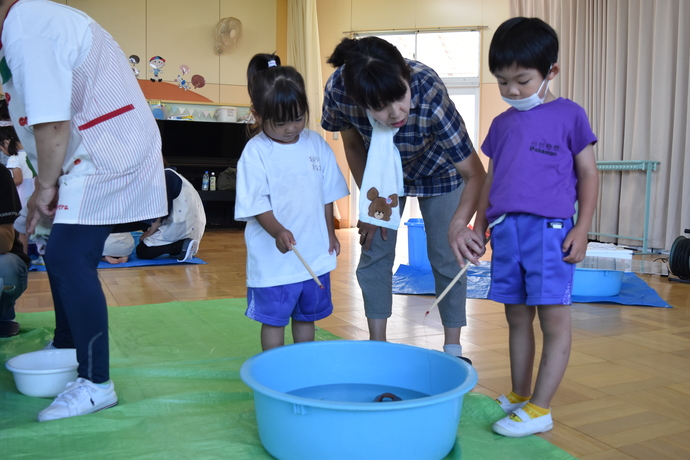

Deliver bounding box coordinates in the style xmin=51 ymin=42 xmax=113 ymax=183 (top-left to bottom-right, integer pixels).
xmin=572 ymin=268 xmax=624 ymax=296
xmin=240 ymin=340 xmax=477 ymax=460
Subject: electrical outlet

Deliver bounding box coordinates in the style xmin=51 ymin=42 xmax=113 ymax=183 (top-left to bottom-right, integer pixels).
xmin=333 ymin=132 xmax=339 ymax=140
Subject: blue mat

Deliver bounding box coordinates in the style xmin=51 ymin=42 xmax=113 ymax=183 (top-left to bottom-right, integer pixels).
xmin=29 ymin=232 xmax=206 ymax=271
xmin=392 ymin=262 xmax=491 ymax=299
xmin=392 ymin=263 xmax=671 ymax=308
xmin=572 ymin=272 xmax=671 ymax=307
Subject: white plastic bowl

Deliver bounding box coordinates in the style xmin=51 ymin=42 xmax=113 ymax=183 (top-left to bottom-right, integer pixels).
xmin=5 ymin=349 xmax=78 ymax=398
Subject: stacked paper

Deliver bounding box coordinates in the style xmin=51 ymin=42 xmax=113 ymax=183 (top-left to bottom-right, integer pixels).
xmin=585 ymin=242 xmax=633 ymax=260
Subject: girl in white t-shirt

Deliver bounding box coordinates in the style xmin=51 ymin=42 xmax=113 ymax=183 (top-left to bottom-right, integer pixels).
xmin=0 ymin=126 xmax=36 ymax=253
xmin=235 ymin=54 xmax=349 ymax=351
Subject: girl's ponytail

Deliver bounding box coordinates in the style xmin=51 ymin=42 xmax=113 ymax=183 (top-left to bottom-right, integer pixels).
xmin=247 ymin=53 xmax=282 ymax=99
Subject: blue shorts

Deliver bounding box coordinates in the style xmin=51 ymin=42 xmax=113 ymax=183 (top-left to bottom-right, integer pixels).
xmin=489 ymin=214 xmax=575 ymax=306
xmin=246 ymin=273 xmax=333 ymax=326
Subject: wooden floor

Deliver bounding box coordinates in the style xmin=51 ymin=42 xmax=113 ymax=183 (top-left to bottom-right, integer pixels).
xmin=15 ymin=227 xmax=690 ymax=459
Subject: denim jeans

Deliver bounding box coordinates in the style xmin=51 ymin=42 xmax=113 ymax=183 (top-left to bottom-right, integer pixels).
xmin=0 ymin=252 xmax=29 ymax=322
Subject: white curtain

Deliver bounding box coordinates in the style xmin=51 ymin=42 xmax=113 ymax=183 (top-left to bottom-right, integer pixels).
xmin=287 ymin=0 xmax=324 ymax=134
xmin=287 ymin=0 xmax=342 ymax=220
xmin=512 ymin=0 xmax=690 ymax=250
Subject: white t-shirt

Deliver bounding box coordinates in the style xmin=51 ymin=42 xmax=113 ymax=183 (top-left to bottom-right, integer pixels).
xmin=102 ymin=232 xmax=135 ymax=258
xmin=235 ymin=130 xmax=349 ymax=288
xmin=141 ymin=169 xmax=206 ymax=247
xmin=0 ymin=0 xmax=166 ymax=225
xmin=6 ymin=149 xmax=35 ymax=207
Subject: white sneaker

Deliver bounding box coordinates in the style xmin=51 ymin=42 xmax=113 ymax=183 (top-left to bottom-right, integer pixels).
xmin=177 ymin=239 xmax=198 ymax=262
xmin=495 ymin=394 xmax=529 ymax=414
xmin=38 ymin=378 xmax=118 ymax=422
xmin=492 ymin=407 xmax=553 ymax=437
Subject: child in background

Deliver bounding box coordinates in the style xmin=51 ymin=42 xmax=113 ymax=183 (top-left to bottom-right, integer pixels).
xmin=235 ymin=54 xmax=349 ymax=351
xmin=0 ymin=125 xmax=36 ymax=254
xmin=136 ymin=167 xmax=205 ymax=262
xmin=0 ymin=163 xmax=30 ymax=338
xmin=0 ymin=97 xmax=10 ymax=167
xmin=470 ymin=17 xmax=599 ymax=437
xmin=102 ymin=232 xmax=135 ymax=264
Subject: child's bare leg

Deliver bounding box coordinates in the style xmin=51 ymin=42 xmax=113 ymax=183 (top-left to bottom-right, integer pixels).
xmin=505 ymin=304 xmax=536 ymax=397
xmin=530 ymin=304 xmax=572 ymax=408
xmin=291 ymin=320 xmax=315 ymax=343
xmin=261 ymin=324 xmax=286 ymax=351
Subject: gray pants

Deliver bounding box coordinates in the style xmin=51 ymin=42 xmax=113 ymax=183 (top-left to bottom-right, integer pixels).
xmin=356 ymin=184 xmax=467 ymax=328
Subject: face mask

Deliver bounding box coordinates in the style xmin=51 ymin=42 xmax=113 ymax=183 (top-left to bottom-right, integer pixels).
xmin=502 ymin=68 xmax=552 ymax=111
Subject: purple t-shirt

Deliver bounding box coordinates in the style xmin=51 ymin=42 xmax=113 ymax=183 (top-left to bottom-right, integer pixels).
xmin=481 ymin=98 xmax=597 ymax=223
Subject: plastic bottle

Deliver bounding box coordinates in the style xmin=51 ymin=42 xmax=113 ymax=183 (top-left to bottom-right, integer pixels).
xmin=210 ymin=172 xmax=217 ymax=191
xmin=202 ymin=171 xmax=210 ymax=191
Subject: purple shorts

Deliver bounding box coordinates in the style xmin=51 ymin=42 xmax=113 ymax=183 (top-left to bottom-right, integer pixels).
xmin=489 ymin=214 xmax=575 ymax=306
xmin=246 ymin=273 xmax=333 ymax=326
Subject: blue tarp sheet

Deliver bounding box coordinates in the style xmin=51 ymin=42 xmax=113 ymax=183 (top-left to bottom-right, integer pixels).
xmin=392 ymin=263 xmax=670 ymax=308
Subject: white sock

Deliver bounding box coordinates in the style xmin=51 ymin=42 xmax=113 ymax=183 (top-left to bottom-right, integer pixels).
xmin=443 ymin=344 xmax=463 ymax=357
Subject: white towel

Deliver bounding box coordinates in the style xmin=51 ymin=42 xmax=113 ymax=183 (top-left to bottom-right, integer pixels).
xmin=358 ymin=113 xmax=405 ymax=230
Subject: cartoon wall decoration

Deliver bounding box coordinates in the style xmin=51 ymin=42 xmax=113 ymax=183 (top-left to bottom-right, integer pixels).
xmin=149 ymin=56 xmax=165 ymax=82
xmin=191 ymin=74 xmax=206 ymax=89
xmin=175 ymin=64 xmax=191 ymax=91
xmin=128 ymin=55 xmax=140 ymax=78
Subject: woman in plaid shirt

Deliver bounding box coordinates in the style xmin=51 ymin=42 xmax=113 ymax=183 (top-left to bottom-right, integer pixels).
xmin=322 ymin=37 xmax=486 ymax=361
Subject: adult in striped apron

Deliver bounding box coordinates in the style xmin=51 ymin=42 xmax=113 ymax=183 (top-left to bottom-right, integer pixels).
xmin=0 ymin=0 xmax=167 ymax=421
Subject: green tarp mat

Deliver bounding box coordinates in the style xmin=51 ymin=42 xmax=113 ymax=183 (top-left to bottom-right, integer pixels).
xmin=1 ymin=299 xmax=574 ymax=459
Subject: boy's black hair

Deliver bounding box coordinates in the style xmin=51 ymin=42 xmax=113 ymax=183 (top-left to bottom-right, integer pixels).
xmin=0 ymin=126 xmax=21 ymax=156
xmin=245 ymin=53 xmax=309 ymax=132
xmin=489 ymin=17 xmax=559 ymax=78
xmin=327 ymin=36 xmax=410 ymax=111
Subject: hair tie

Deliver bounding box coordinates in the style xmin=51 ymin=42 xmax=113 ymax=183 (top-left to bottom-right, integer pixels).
xmin=0 ymin=120 xmax=13 ymax=127
xmin=267 ymin=60 xmax=277 ymax=68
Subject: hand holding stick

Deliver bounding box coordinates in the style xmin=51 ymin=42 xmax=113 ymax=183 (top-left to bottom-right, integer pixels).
xmin=425 ymin=233 xmax=491 ymax=317
xmin=425 ymin=263 xmax=471 ymax=317
xmin=292 ymin=246 xmax=325 ymax=289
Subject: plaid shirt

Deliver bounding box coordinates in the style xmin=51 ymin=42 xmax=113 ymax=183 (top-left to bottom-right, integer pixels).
xmin=322 ymin=60 xmax=475 ymax=197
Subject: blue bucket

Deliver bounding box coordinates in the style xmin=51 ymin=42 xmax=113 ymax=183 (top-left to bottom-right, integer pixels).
xmin=240 ymin=340 xmax=477 ymax=460
xmin=404 ymin=218 xmax=432 ymax=271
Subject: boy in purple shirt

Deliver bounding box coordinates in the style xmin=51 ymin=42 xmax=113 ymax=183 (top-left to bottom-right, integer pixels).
xmin=471 ymin=17 xmax=599 ymax=437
